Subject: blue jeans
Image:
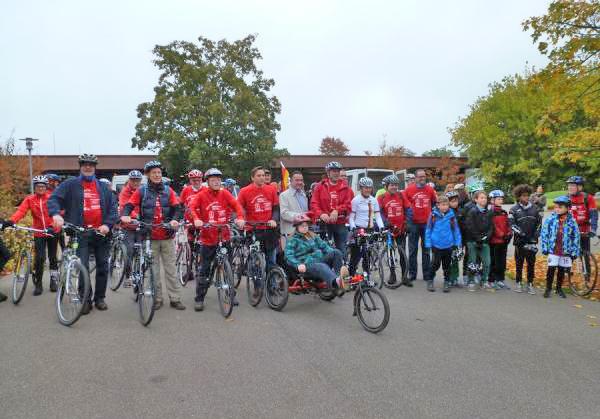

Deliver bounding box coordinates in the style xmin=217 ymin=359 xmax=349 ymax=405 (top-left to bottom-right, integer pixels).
xmin=325 ymin=224 xmax=349 ymax=256
xmin=407 ymin=222 xmax=431 ymax=281
xmin=305 ymin=250 xmax=343 ymax=287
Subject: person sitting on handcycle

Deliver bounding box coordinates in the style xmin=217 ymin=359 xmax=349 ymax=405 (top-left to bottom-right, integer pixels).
xmin=285 ymin=217 xmax=349 ymax=294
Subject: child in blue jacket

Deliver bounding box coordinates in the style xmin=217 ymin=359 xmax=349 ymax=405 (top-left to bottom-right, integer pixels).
xmin=425 ymin=195 xmax=462 ymax=292
xmin=540 ymin=196 xmax=580 ymax=298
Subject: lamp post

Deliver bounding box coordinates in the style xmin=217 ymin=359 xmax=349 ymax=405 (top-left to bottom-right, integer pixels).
xmin=19 ymin=137 xmax=39 ymax=193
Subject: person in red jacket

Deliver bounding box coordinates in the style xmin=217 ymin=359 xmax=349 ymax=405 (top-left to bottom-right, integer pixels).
xmin=190 ymin=168 xmax=245 ymax=312
xmin=488 ymin=190 xmax=512 ymax=289
xmin=180 ymin=169 xmax=204 ymax=210
xmin=404 ymin=169 xmax=437 ymax=282
xmin=238 ymin=166 xmax=280 ymax=268
xmin=377 ymin=174 xmax=411 ymax=286
xmin=10 ymin=175 xmax=58 ymax=295
xmin=310 ymin=161 xmax=354 ymax=255
xmin=118 ymin=170 xmax=143 ymax=285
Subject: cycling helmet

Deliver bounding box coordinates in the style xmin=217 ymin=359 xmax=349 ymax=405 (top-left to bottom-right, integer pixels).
xmin=204 ymin=168 xmax=223 ymax=178
xmin=553 ymin=195 xmax=571 ymax=206
xmin=468 ymin=183 xmax=484 ymax=193
xmin=445 ymin=190 xmax=459 ymax=200
xmin=358 ymin=177 xmax=374 ymax=188
xmin=46 ymin=173 xmax=60 ymax=181
xmin=566 ymin=175 xmax=585 ymax=185
xmin=32 ymin=175 xmax=48 ymax=186
xmin=223 ymin=178 xmax=237 ymax=187
xmin=144 ymin=160 xmax=162 ymax=173
xmin=453 ymin=183 xmax=465 ymax=190
xmin=128 ymin=170 xmax=143 ymax=179
xmin=99 ymin=178 xmax=111 ymax=185
xmin=406 ymin=173 xmax=416 ymax=180
xmin=325 ymin=161 xmax=343 ymax=171
xmin=382 ymin=174 xmax=400 ymax=186
xmin=78 ymin=154 xmax=98 ymax=165
xmin=188 ymin=169 xmax=203 ymax=179
xmin=488 ymin=190 xmax=505 ymax=199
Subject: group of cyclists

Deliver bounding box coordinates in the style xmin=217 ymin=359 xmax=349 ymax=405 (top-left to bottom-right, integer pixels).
xmin=0 ymin=154 xmax=598 ymax=315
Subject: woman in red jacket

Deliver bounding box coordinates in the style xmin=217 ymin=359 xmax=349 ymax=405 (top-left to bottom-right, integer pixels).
xmin=10 ymin=175 xmax=58 ymax=295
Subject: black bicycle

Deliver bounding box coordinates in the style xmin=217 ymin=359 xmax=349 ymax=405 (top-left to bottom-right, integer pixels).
xmin=380 ymin=229 xmax=408 ymax=289
xmin=200 ymin=223 xmax=236 ymax=318
xmin=568 ymin=232 xmax=598 ymax=297
xmin=351 ymin=228 xmax=384 ymax=289
xmin=108 ymin=226 xmax=128 ymax=291
xmin=243 ymin=222 xmax=277 ymax=307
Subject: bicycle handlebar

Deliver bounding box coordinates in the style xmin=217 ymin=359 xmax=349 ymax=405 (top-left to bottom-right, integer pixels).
xmin=8 ymin=225 xmax=55 ymax=237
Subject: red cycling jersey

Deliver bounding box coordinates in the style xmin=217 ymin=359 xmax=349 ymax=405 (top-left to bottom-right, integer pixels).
xmin=404 ymin=183 xmax=437 ymax=224
xmin=10 ymin=193 xmax=53 ymax=237
xmin=569 ymin=192 xmax=596 ymax=233
xmin=190 ymin=188 xmax=244 ymax=246
xmin=237 ymin=183 xmax=278 ymax=229
xmin=377 ymin=192 xmax=409 ymax=235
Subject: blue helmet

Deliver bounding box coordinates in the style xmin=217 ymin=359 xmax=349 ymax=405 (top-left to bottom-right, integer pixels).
xmin=553 ymin=195 xmax=571 ymax=206
xmin=128 ymin=170 xmax=143 ymax=179
xmin=46 ymin=173 xmax=60 ymax=181
xmin=144 ymin=160 xmax=162 ymax=173
xmin=488 ymin=190 xmax=504 ymax=199
xmin=566 ymin=176 xmax=585 ymax=185
xmin=223 ymin=178 xmax=236 ymax=187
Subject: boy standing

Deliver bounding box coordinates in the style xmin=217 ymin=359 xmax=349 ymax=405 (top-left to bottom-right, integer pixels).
xmin=488 ymin=190 xmax=512 ymax=289
xmin=464 ymin=191 xmax=494 ymax=291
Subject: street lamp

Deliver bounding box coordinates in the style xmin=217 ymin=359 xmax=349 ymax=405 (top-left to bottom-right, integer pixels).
xmin=19 ymin=137 xmax=39 ymax=193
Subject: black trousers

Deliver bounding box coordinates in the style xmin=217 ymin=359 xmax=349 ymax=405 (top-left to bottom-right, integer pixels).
xmin=489 ymin=243 xmax=508 ymax=283
xmin=431 ymin=247 xmax=452 ymax=282
xmin=33 ymin=236 xmax=59 ymax=284
xmin=546 ymin=266 xmax=569 ymax=290
xmin=77 ymin=231 xmax=110 ymax=303
xmin=0 ymin=237 xmax=11 ymax=272
xmin=515 ymin=246 xmax=536 ymax=284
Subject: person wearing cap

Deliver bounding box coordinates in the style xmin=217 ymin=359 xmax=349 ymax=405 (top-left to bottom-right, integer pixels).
xmin=488 ymin=190 xmax=512 ymax=290
xmin=310 ymin=161 xmax=354 ymax=255
xmin=279 ymin=171 xmax=309 ymax=240
xmin=509 ymin=184 xmax=542 ymax=294
xmin=121 ymin=160 xmax=186 ymax=311
xmin=285 ymin=217 xmax=348 ymax=294
xmin=9 ymin=175 xmax=58 ymax=295
xmin=445 ymin=191 xmax=464 ymax=287
xmin=404 ymin=169 xmax=437 ymax=282
xmin=424 ymin=194 xmax=462 ymax=292
xmin=180 ymin=169 xmax=204 ymax=209
xmin=540 ymin=196 xmax=580 ymax=298
xmin=189 ymin=168 xmax=245 ymax=312
xmin=48 ymin=154 xmax=118 ymax=313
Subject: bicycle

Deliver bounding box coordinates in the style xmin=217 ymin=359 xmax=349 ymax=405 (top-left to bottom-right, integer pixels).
xmin=350 ymin=228 xmax=384 ymax=289
xmin=229 ymin=227 xmax=246 ymax=289
xmin=175 ymin=222 xmax=192 ymax=286
xmin=568 ymin=232 xmax=598 ymax=297
xmin=108 ymin=226 xmax=128 ymax=291
xmin=55 ymin=223 xmax=93 ymax=326
xmin=243 ymin=222 xmax=277 ymax=307
xmin=128 ymin=221 xmax=160 ymax=326
xmin=6 ymin=225 xmax=54 ymax=305
xmin=199 ymin=223 xmax=236 ymax=318
xmin=379 ymin=229 xmax=408 ymax=289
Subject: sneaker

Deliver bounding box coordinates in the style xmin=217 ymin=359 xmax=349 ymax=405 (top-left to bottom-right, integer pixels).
xmin=49 ymin=271 xmax=59 ymax=292
xmin=33 ymin=282 xmax=43 ymax=296
xmin=81 ymin=302 xmax=93 ymax=315
xmin=496 ymin=281 xmax=509 ymax=290
xmin=402 ymin=278 xmax=413 ymax=287
xmin=527 ymin=284 xmax=536 ymax=295
xmin=557 ymin=288 xmax=566 ymax=299
xmin=153 ymin=299 xmax=163 ymax=310
xmin=443 ymin=282 xmax=450 ymax=293
xmin=427 ymin=280 xmax=435 ymax=292
xmin=170 ymin=301 xmax=186 ymax=310
xmin=483 ymin=282 xmax=493 ymax=289
xmin=468 ymin=282 xmax=476 ymax=292
xmin=94 ymin=300 xmax=108 ymax=311
xmin=514 ymin=283 xmax=523 ymax=293
xmin=543 ymin=289 xmax=551 ymax=298
xmin=194 ymin=301 xmax=204 ymax=312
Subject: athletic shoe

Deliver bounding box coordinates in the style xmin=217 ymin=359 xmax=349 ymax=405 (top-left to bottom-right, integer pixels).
xmin=527 ymin=284 xmax=536 ymax=295
xmin=483 ymin=282 xmax=493 ymax=289
xmin=443 ymin=282 xmax=450 ymax=293
xmin=557 ymin=288 xmax=567 ymax=298
xmin=468 ymin=282 xmax=476 ymax=292
xmin=427 ymin=280 xmax=435 ymax=292
xmin=514 ymin=283 xmax=523 ymax=293
xmin=543 ymin=289 xmax=551 ymax=298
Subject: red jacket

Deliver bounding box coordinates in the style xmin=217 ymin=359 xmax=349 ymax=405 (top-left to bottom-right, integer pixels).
xmin=404 ymin=183 xmax=437 ymax=224
xmin=490 ymin=205 xmax=512 ymax=245
xmin=377 ymin=192 xmax=409 ymax=235
xmin=190 ymin=188 xmax=244 ymax=246
xmin=569 ymin=192 xmax=596 ymax=233
xmin=118 ymin=183 xmax=139 ymax=230
xmin=310 ymin=179 xmax=354 ymax=225
xmin=180 ymin=184 xmax=204 ymax=223
xmin=11 ymin=193 xmax=53 ymax=237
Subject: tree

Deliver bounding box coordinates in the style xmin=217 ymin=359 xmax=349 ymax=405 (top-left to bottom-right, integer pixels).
xmin=131 ymin=35 xmax=287 ymax=182
xmin=366 ymin=140 xmax=415 ymax=170
xmin=421 ymin=146 xmax=455 ymax=157
xmin=319 ymin=136 xmax=349 ymax=155
xmin=450 ymin=70 xmax=599 ymax=190
xmin=0 ymin=136 xmax=44 ymax=208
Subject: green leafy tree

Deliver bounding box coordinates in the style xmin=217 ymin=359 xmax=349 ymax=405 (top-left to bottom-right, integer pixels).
xmin=132 ymin=35 xmax=287 ymax=182
xmin=421 ymin=146 xmax=455 ymax=157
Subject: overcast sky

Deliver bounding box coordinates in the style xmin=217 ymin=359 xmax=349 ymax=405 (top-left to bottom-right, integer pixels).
xmin=1 ymin=0 xmax=550 ymax=156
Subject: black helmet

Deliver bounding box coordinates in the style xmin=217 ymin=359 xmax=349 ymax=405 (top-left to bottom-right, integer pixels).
xmin=78 ymin=154 xmax=98 ymax=165
xmin=566 ymin=176 xmax=585 ymax=185
xmin=144 ymin=160 xmax=162 ymax=173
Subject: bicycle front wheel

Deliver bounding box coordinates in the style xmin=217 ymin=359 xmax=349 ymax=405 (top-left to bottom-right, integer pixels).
xmin=369 ymin=247 xmax=384 ymax=289
xmin=230 ymin=246 xmax=244 ymax=288
xmin=109 ymin=242 xmax=127 ymax=291
xmin=265 ymin=266 xmax=288 ymax=311
xmin=354 ymin=287 xmax=390 ymax=333
xmin=215 ymin=259 xmax=235 ymax=318
xmin=137 ymin=261 xmax=156 ymax=326
xmin=246 ymin=251 xmax=265 ymax=307
xmin=11 ymin=249 xmax=31 ymax=304
xmin=56 ymin=260 xmax=90 ymax=326
xmin=176 ymin=242 xmax=191 ymax=286
xmin=568 ymin=253 xmax=598 ymax=297
xmin=382 ymin=244 xmax=406 ymax=289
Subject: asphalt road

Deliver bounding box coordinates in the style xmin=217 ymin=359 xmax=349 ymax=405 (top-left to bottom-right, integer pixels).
xmin=1 ymin=266 xmax=599 ymax=419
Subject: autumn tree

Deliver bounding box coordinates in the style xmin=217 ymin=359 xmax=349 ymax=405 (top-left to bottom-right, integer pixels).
xmin=421 ymin=146 xmax=455 ymax=157
xmin=131 ymin=35 xmax=287 ymax=181
xmin=366 ymin=140 xmax=416 ymax=170
xmin=319 ymin=136 xmax=350 ymax=155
